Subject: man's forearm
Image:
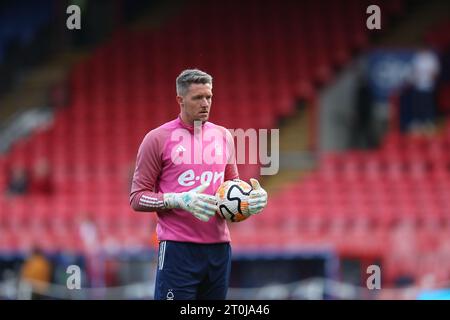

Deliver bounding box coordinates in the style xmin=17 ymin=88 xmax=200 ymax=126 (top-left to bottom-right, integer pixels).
xmin=130 ymin=191 xmax=166 ymax=212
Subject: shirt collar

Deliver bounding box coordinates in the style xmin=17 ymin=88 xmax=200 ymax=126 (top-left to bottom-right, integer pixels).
xmin=176 ymin=115 xmax=208 ymax=132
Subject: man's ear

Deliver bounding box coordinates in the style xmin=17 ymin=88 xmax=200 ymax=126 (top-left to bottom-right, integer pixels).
xmin=176 ymin=96 xmax=184 ymax=106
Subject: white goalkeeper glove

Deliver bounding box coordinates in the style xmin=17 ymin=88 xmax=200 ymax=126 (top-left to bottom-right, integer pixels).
xmin=248 ymin=178 xmax=268 ymax=215
xmin=163 ymin=183 xmax=217 ymax=222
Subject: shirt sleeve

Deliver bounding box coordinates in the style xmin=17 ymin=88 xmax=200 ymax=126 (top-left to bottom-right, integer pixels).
xmin=129 ymin=130 xmax=166 ymax=212
xmin=224 ymin=129 xmax=239 ymax=181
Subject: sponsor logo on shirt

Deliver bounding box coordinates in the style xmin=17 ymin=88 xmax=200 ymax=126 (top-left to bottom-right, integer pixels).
xmin=178 ymin=169 xmax=224 ymax=187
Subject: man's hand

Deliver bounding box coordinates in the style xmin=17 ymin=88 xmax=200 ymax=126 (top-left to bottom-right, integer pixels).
xmin=248 ymin=178 xmax=268 ymax=215
xmin=163 ymin=183 xmax=217 ymax=222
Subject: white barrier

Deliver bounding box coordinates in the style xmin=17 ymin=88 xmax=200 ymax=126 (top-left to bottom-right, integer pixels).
xmin=1 ymin=277 xmax=448 ymax=300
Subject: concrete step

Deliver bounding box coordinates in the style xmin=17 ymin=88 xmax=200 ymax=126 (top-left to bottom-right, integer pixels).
xmin=279 ymin=105 xmax=310 ymax=152
xmin=0 ymin=51 xmax=87 ymax=123
xmin=261 ymin=168 xmax=313 ymax=195
xmin=260 ymin=103 xmax=316 ymax=193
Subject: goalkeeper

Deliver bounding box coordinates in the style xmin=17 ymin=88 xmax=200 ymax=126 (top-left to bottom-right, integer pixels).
xmin=130 ymin=69 xmax=268 ymax=300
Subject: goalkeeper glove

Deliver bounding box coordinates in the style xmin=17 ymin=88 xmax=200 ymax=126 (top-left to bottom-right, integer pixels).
xmin=248 ymin=178 xmax=268 ymax=215
xmin=163 ymin=183 xmax=217 ymax=222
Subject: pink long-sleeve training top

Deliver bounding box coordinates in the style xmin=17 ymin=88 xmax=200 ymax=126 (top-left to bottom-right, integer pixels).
xmin=130 ymin=116 xmax=239 ymax=243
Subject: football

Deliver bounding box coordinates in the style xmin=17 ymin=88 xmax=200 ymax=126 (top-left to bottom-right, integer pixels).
xmin=215 ymin=179 xmax=252 ymax=222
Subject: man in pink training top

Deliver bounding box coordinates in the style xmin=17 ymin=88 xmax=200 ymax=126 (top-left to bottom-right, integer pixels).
xmin=130 ymin=69 xmax=268 ymax=300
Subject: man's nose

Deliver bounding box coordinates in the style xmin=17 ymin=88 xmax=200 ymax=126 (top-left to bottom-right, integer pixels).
xmin=201 ymin=98 xmax=209 ymax=106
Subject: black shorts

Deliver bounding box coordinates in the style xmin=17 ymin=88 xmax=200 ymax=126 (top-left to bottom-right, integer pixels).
xmin=154 ymin=240 xmax=232 ymax=300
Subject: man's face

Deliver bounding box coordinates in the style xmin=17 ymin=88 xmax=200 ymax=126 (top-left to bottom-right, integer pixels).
xmin=178 ymin=83 xmax=213 ymax=124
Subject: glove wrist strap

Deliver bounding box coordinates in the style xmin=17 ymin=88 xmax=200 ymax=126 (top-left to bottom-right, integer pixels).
xmin=163 ymin=193 xmax=179 ymax=209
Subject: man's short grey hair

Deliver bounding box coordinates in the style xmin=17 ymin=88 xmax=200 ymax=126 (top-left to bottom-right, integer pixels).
xmin=176 ymin=69 xmax=213 ymax=96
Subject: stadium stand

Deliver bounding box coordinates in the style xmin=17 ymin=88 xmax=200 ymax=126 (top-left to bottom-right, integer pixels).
xmin=1 ymin=0 xmax=403 ymax=249
xmin=2 ymin=0 xmax=450 ymax=296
